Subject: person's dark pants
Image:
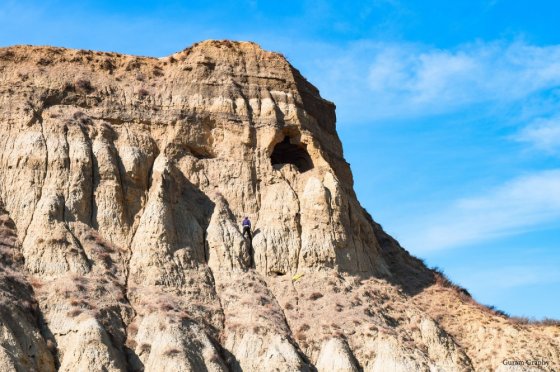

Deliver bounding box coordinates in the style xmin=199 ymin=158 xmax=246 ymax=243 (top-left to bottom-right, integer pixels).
xmin=243 ymin=226 xmax=252 ymax=239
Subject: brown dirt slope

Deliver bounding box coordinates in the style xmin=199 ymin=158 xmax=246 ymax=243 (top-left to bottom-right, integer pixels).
xmin=0 ymin=41 xmax=557 ymax=371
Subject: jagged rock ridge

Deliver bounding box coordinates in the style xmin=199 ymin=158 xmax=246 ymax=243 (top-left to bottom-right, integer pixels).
xmin=0 ymin=40 xmax=558 ymax=371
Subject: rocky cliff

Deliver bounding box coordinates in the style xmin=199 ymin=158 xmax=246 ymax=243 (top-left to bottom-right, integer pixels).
xmin=0 ymin=40 xmax=558 ymax=371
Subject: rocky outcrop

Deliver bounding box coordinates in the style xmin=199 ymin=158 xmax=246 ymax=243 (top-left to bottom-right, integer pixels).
xmin=0 ymin=201 xmax=56 ymax=371
xmin=0 ymin=41 xmax=558 ymax=371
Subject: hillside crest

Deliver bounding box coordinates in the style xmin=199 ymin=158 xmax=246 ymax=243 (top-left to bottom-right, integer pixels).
xmin=0 ymin=40 xmax=557 ymax=372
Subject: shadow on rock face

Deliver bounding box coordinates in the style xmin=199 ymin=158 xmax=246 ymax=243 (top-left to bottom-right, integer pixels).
xmin=166 ymin=162 xmax=216 ymax=265
xmin=270 ymin=136 xmax=313 ymax=173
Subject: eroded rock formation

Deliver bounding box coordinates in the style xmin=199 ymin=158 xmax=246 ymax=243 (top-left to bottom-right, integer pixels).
xmin=0 ymin=41 xmax=558 ymax=371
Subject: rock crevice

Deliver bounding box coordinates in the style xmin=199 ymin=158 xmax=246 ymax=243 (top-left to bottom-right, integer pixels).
xmin=0 ymin=41 xmax=557 ymax=372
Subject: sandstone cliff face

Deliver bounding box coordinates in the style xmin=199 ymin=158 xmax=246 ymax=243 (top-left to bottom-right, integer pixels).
xmin=0 ymin=41 xmax=558 ymax=371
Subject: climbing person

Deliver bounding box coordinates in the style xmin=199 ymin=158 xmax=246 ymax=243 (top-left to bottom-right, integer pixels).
xmin=242 ymin=216 xmax=252 ymax=240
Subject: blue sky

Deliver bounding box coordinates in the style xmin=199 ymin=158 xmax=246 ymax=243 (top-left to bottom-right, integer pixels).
xmin=1 ymin=0 xmax=559 ymax=319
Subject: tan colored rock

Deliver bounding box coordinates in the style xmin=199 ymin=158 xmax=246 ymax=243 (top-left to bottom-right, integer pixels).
xmin=0 ymin=41 xmax=557 ymax=371
xmin=316 ymin=338 xmax=359 ymax=372
xmin=0 ymin=201 xmax=56 ymax=371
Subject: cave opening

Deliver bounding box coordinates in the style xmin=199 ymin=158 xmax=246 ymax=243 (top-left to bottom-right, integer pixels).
xmin=270 ymin=136 xmax=313 ymax=173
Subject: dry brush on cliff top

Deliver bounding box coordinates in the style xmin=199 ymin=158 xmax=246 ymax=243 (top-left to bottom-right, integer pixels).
xmin=0 ymin=40 xmax=558 ymax=371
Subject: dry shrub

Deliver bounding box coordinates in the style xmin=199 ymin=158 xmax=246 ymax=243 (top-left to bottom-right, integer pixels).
xmin=309 ymin=292 xmax=323 ymax=301
xmin=75 ymin=79 xmax=94 ymax=94
xmin=67 ymin=308 xmax=82 ymax=317
xmin=126 ymin=338 xmax=137 ymax=349
xmin=138 ymin=88 xmax=149 ymax=99
xmin=0 ymin=50 xmax=15 ymax=60
xmin=153 ymin=67 xmax=164 ymax=77
xmin=332 ymin=330 xmax=345 ymax=339
xmin=163 ymin=347 xmax=181 ymax=357
xmin=486 ymin=305 xmax=509 ymax=318
xmin=36 ymin=57 xmax=51 ymax=66
xmin=71 ymin=111 xmax=93 ymax=126
xmin=28 ymin=276 xmax=44 ymax=289
xmin=139 ymin=343 xmax=151 ymax=353
xmin=128 ymin=322 xmax=139 ymax=336
xmin=299 ymin=324 xmax=310 ymax=332
xmin=510 ymin=316 xmax=560 ymax=326
xmin=125 ymin=59 xmax=143 ymax=71
xmin=432 ymin=267 xmax=471 ymax=299
xmin=539 ymin=318 xmax=560 ymax=326
xmin=285 ymin=302 xmax=294 ymax=310
xmin=295 ymin=331 xmax=307 ymax=341
xmin=100 ymin=59 xmax=115 ymax=72
xmin=257 ymin=295 xmax=271 ymax=306
xmin=70 ymin=274 xmax=87 ymax=284
xmin=47 ymin=236 xmax=70 ymax=246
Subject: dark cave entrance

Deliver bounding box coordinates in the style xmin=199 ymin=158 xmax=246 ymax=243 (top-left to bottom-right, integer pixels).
xmin=270 ymin=136 xmax=314 ymax=173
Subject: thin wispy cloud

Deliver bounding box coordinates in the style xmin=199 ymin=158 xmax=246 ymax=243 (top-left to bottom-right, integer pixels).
xmin=294 ymin=38 xmax=560 ymax=254
xmin=399 ymin=169 xmax=560 ymax=252
xmin=515 ymin=115 xmax=560 ymax=155
xmin=305 ymin=40 xmax=560 ymax=122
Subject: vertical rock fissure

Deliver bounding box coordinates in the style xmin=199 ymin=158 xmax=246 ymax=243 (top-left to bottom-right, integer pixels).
xmin=0 ymin=200 xmax=58 ymax=369
xmin=294 ymin=211 xmax=302 ymax=272
xmin=243 ymin=88 xmax=261 ymax=213
xmin=119 ymin=147 xmax=161 ymax=368
xmin=107 ymin=137 xmax=128 ymax=236
xmin=121 ymin=261 xmax=139 ymax=370
xmin=1 ymin=41 xmax=551 ymax=372
xmin=89 ymin=135 xmax=98 ymax=229
xmin=127 ymin=145 xmax=159 ymax=249
xmin=0 ymin=123 xmax=16 ymax=202
xmin=21 ymin=109 xmax=47 ymax=245
xmin=60 ymin=125 xmax=92 ymax=268
xmin=207 ymin=267 xmax=227 ymax=337
xmin=73 ymin=122 xmax=96 ymax=228
xmin=278 ymin=173 xmax=302 ymax=272
xmin=62 ymin=123 xmax=72 ymax=223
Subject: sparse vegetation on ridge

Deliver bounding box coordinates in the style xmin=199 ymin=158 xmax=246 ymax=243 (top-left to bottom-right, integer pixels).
xmin=0 ymin=41 xmax=557 ymax=372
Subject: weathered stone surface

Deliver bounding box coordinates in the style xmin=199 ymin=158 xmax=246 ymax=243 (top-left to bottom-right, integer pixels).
xmin=0 ymin=41 xmax=557 ymax=371
xmin=0 ymin=201 xmax=56 ymax=371
xmin=316 ymin=338 xmax=359 ymax=372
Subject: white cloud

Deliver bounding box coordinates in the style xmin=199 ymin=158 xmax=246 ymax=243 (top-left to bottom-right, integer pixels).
xmin=367 ymin=46 xmax=482 ymax=105
xmin=303 ymin=40 xmax=560 ymax=122
xmin=515 ymin=116 xmax=560 ymax=154
xmin=399 ymin=169 xmax=560 ymax=252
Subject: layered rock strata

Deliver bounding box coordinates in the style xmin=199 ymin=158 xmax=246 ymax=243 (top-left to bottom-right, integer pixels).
xmin=0 ymin=41 xmax=558 ymax=371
